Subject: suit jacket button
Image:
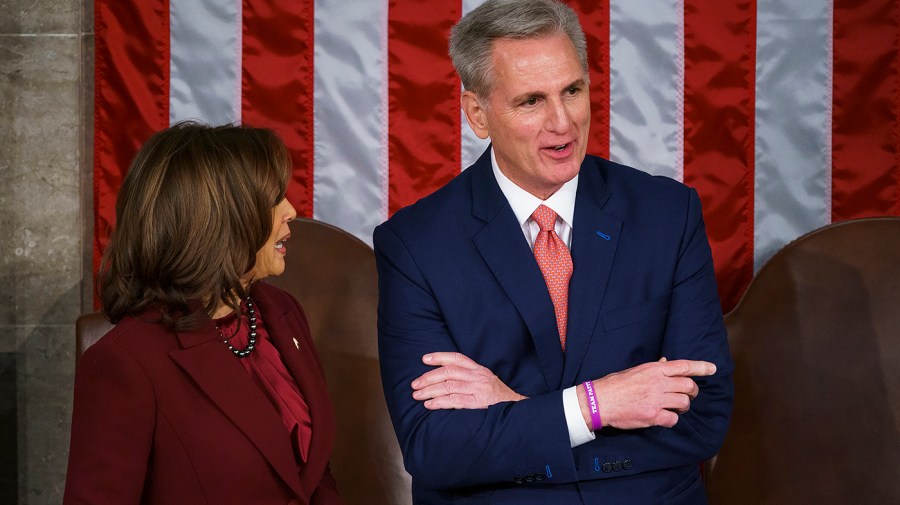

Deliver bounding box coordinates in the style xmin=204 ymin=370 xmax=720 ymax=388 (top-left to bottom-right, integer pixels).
xmin=535 ymin=473 xmax=545 ymax=481
xmin=613 ymin=461 xmax=623 ymax=471
xmin=602 ymin=463 xmax=613 ymax=473
xmin=525 ymin=475 xmax=534 ymax=483
xmin=514 ymin=477 xmax=524 ymax=484
xmin=623 ymin=459 xmax=633 ymax=470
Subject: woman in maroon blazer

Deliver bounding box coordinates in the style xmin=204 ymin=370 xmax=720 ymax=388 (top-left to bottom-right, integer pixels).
xmin=64 ymin=122 xmax=342 ymax=505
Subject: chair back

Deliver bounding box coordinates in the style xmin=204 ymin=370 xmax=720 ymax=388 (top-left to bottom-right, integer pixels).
xmin=268 ymin=218 xmax=411 ymax=505
xmin=706 ymin=217 xmax=900 ymax=503
xmin=75 ymin=218 xmax=411 ymax=505
xmin=75 ymin=312 xmax=114 ymax=364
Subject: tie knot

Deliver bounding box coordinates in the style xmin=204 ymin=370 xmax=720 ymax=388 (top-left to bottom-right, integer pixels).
xmin=531 ymin=204 xmax=558 ymax=231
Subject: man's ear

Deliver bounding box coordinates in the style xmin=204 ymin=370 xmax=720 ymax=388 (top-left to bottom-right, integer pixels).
xmin=461 ymin=90 xmax=490 ymax=140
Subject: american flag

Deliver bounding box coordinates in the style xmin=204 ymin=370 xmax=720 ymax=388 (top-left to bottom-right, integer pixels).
xmin=94 ymin=0 xmax=900 ymax=312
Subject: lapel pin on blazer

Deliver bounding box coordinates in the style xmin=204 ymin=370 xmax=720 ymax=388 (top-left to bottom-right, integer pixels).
xmin=595 ymin=230 xmax=611 ymax=241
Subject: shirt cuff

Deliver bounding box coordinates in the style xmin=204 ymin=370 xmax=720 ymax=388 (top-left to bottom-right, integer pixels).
xmin=563 ymin=386 xmax=596 ymax=448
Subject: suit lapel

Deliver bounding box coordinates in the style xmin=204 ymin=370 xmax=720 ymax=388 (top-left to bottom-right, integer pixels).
xmin=169 ymin=314 xmax=306 ymax=499
xmin=252 ymin=283 xmax=335 ymax=501
xmin=561 ymin=159 xmax=621 ymax=386
xmin=469 ymin=152 xmax=565 ymax=390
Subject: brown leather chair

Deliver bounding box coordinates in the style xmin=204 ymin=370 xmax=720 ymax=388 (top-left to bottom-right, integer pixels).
xmin=75 ymin=311 xmax=115 ymax=364
xmin=705 ymin=217 xmax=900 ymax=503
xmin=75 ymin=217 xmax=412 ymax=505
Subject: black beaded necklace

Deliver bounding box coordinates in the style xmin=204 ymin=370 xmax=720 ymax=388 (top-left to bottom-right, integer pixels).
xmin=218 ymin=297 xmax=258 ymax=358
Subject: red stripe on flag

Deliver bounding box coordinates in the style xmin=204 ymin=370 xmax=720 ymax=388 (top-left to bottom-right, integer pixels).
xmin=241 ymin=0 xmax=315 ymax=218
xmin=832 ymin=0 xmax=900 ymax=220
xmin=570 ymin=1 xmax=610 ymax=159
xmin=387 ymin=1 xmax=462 ymax=215
xmin=897 ymin=0 xmax=900 ymax=212
xmin=94 ymin=0 xmax=170 ymax=280
xmin=683 ymin=0 xmax=756 ymax=312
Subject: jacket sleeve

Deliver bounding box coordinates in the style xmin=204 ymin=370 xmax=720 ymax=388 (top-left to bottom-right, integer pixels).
xmin=374 ymin=188 xmax=734 ymax=490
xmin=578 ymin=188 xmax=734 ymax=479
xmin=63 ymin=338 xmax=155 ymax=505
xmin=374 ymin=223 xmax=580 ymax=490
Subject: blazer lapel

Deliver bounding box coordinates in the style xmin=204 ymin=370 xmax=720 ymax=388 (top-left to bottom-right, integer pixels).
xmin=169 ymin=319 xmax=305 ymax=499
xmin=469 ymin=152 xmax=565 ymax=390
xmin=561 ymin=159 xmax=622 ymax=386
xmin=252 ymin=284 xmax=336 ymax=502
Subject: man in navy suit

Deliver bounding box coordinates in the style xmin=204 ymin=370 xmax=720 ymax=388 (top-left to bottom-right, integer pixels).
xmin=374 ymin=0 xmax=733 ymax=503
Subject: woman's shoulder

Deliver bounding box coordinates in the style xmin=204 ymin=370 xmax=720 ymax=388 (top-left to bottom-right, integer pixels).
xmin=92 ymin=311 xmax=176 ymax=355
xmin=75 ymin=314 xmax=176 ymax=382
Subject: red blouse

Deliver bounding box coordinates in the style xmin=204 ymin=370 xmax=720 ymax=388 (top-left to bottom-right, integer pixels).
xmin=215 ymin=300 xmax=313 ymax=463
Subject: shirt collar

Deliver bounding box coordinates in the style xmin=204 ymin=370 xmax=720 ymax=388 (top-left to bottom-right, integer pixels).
xmin=491 ymin=147 xmax=578 ymax=228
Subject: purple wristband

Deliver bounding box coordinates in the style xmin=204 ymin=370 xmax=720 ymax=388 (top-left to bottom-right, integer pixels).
xmin=583 ymin=380 xmax=602 ymax=431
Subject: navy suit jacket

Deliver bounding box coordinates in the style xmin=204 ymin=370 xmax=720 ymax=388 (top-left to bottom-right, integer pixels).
xmin=374 ymin=149 xmax=734 ymax=504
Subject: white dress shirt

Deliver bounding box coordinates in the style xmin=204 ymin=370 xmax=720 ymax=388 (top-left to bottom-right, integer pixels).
xmin=490 ymin=149 xmax=596 ymax=448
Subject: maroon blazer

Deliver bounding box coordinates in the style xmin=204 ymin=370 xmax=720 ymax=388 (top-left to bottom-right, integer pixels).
xmin=64 ymin=282 xmax=341 ymax=505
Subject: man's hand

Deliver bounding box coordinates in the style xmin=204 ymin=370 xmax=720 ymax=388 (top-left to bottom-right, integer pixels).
xmin=580 ymin=359 xmax=717 ymax=430
xmin=411 ymin=352 xmax=527 ymax=409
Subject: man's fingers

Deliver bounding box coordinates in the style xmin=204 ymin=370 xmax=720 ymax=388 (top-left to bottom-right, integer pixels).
xmin=666 ymin=377 xmax=699 ymax=397
xmin=594 ymin=360 xmax=710 ymax=429
xmin=660 ymin=359 xmax=716 ymax=377
xmin=411 ymin=365 xmax=481 ymax=390
xmin=423 ymin=393 xmax=478 ymax=410
xmin=413 ymin=380 xmax=471 ymax=401
xmin=686 ymin=380 xmax=700 ymax=400
xmin=661 ymin=392 xmax=692 ymax=414
xmin=655 ymin=409 xmax=680 ymax=428
xmin=422 ymin=352 xmax=482 ymax=370
xmin=411 ymin=368 xmax=445 ymax=390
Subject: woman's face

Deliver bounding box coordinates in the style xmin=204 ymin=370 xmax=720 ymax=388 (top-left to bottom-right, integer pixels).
xmin=246 ymin=198 xmax=297 ymax=281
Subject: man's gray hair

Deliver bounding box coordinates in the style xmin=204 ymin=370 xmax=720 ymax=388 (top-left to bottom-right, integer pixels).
xmin=449 ymin=0 xmax=589 ymax=99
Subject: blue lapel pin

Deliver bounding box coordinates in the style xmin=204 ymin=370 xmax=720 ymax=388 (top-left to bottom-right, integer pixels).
xmin=595 ymin=230 xmax=611 ymax=241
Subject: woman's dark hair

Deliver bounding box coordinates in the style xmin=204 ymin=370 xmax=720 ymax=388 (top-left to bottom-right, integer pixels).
xmin=98 ymin=121 xmax=291 ymax=330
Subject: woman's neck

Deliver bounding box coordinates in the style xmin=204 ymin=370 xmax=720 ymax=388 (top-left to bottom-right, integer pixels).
xmin=210 ymin=282 xmax=251 ymax=319
xmin=211 ymin=303 xmax=236 ymax=319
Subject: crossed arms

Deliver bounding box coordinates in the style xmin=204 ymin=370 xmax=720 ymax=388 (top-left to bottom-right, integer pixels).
xmin=374 ymin=189 xmax=734 ymax=490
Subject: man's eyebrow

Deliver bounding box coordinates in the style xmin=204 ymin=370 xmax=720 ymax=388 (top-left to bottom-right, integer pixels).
xmin=510 ymin=90 xmax=547 ymax=103
xmin=509 ymin=78 xmax=588 ymax=104
xmin=564 ymin=78 xmax=588 ymax=90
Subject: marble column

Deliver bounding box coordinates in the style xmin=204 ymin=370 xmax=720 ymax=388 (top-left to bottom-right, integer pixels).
xmin=0 ymin=0 xmax=93 ymax=502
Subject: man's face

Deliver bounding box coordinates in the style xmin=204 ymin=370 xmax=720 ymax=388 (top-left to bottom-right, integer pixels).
xmin=463 ymin=33 xmax=590 ymax=200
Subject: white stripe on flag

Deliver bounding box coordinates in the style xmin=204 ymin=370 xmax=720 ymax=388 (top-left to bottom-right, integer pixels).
xmin=169 ymin=0 xmax=242 ymax=125
xmin=753 ymin=0 xmax=832 ymax=271
xmin=609 ymin=0 xmax=684 ymax=181
xmin=461 ymin=0 xmax=492 ymax=170
xmin=312 ymin=0 xmax=389 ymax=244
